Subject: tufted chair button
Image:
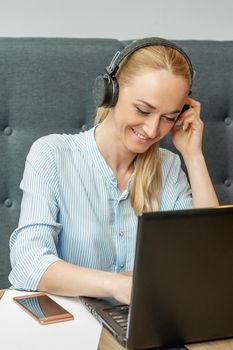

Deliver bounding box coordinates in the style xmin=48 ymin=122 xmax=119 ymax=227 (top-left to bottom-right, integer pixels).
xmin=81 ymin=124 xmax=88 ymax=132
xmin=4 ymin=198 xmax=13 ymax=208
xmin=4 ymin=126 xmax=13 ymax=136
xmin=224 ymin=117 xmax=232 ymax=126
xmin=224 ymin=179 xmax=232 ymax=187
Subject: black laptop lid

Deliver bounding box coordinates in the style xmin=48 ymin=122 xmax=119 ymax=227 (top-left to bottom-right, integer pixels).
xmin=127 ymin=206 xmax=233 ymax=349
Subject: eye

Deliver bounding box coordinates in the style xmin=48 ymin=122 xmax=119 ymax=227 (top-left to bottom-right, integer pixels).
xmin=161 ymin=115 xmax=177 ymax=124
xmin=136 ymin=107 xmax=150 ymax=116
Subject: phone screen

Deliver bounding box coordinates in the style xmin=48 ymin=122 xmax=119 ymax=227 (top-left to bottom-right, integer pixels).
xmin=14 ymin=293 xmax=74 ymax=324
xmin=182 ymin=104 xmax=190 ymax=113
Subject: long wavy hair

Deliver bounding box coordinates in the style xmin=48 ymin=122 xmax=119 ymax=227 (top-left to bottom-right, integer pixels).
xmin=95 ymin=45 xmax=192 ymax=214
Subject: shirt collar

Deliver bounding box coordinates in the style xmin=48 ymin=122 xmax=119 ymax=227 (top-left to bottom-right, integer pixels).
xmin=85 ymin=125 xmax=135 ymax=200
xmin=86 ymin=125 xmax=118 ymax=187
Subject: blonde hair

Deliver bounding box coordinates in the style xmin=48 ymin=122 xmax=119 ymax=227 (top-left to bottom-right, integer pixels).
xmin=95 ymin=45 xmax=192 ymax=215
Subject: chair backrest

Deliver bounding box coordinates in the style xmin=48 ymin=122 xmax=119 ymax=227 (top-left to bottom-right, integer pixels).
xmin=0 ymin=38 xmax=233 ymax=288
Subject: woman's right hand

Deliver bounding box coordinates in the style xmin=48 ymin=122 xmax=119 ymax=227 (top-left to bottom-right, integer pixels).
xmin=110 ymin=273 xmax=132 ymax=305
xmin=38 ymin=260 xmax=133 ymax=304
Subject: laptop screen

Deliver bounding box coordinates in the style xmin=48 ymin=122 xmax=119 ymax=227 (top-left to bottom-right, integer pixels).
xmin=128 ymin=206 xmax=233 ymax=349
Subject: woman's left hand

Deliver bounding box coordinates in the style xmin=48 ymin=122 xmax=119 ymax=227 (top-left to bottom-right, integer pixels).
xmin=171 ymin=97 xmax=204 ymax=160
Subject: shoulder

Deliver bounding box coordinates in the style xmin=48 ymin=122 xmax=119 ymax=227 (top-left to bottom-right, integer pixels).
xmin=31 ymin=132 xmax=85 ymax=152
xmin=27 ymin=131 xmax=88 ymax=160
xmin=159 ymin=147 xmax=181 ymax=168
xmin=24 ymin=132 xmax=90 ymax=185
xmin=158 ymin=148 xmax=192 ymax=210
xmin=159 ymin=147 xmax=184 ymax=182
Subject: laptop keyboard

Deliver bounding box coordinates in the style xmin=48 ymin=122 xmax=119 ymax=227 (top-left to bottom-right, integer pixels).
xmin=104 ymin=305 xmax=129 ymax=334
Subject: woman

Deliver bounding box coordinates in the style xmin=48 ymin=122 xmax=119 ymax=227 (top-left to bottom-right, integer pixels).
xmin=9 ymin=38 xmax=219 ymax=305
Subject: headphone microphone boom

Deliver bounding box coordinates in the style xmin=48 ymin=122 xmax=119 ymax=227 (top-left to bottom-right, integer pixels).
xmin=93 ymin=37 xmax=194 ymax=108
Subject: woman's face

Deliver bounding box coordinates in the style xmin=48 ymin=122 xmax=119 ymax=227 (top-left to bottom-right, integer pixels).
xmin=109 ymin=69 xmax=189 ymax=155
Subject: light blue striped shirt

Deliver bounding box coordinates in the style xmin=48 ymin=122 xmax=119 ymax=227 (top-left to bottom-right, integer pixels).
xmin=9 ymin=126 xmax=192 ymax=290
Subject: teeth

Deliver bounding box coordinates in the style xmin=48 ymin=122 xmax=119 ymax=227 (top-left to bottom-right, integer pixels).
xmin=132 ymin=128 xmax=148 ymax=140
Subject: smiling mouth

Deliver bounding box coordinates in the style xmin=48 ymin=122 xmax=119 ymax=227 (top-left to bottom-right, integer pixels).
xmin=131 ymin=128 xmax=149 ymax=141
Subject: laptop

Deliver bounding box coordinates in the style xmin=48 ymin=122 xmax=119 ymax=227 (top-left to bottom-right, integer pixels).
xmin=80 ymin=206 xmax=233 ymax=349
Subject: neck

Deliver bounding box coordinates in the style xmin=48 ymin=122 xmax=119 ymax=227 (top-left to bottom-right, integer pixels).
xmin=94 ymin=120 xmax=135 ymax=177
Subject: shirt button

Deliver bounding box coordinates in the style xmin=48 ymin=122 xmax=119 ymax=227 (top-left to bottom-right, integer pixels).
xmin=120 ymin=263 xmax=125 ymax=269
xmin=119 ymin=231 xmax=124 ymax=238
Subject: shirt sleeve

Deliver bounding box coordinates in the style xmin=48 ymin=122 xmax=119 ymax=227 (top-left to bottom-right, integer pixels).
xmin=160 ymin=149 xmax=193 ymax=210
xmin=9 ymin=137 xmax=62 ymax=291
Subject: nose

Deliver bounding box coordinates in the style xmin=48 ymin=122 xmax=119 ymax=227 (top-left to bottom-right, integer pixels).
xmin=144 ymin=116 xmax=161 ymax=139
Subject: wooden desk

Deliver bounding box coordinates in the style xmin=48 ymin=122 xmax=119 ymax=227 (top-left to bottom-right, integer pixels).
xmin=1 ymin=290 xmax=233 ymax=350
xmin=99 ymin=326 xmax=233 ymax=350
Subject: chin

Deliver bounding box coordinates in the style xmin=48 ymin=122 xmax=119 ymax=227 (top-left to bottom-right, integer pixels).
xmin=124 ymin=130 xmax=156 ymax=154
xmin=127 ymin=143 xmax=153 ymax=155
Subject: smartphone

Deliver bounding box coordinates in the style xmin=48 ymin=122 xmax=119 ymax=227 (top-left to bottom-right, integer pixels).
xmin=13 ymin=293 xmax=74 ymax=325
xmin=175 ymin=104 xmax=190 ymax=129
xmin=181 ymin=104 xmax=190 ymax=114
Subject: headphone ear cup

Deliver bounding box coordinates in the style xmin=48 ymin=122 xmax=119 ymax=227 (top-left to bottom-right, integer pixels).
xmin=93 ymin=74 xmax=119 ymax=108
xmin=109 ymin=76 xmax=119 ymax=107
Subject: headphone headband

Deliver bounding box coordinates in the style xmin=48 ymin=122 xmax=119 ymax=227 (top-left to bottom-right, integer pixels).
xmin=106 ymin=37 xmax=194 ymax=80
xmin=93 ymin=37 xmax=195 ymax=108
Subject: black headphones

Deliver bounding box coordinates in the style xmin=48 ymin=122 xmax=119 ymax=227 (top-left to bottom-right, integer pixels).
xmin=93 ymin=37 xmax=194 ymax=108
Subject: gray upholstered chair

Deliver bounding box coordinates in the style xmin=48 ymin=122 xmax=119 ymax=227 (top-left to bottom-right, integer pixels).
xmin=0 ymin=38 xmax=233 ymax=288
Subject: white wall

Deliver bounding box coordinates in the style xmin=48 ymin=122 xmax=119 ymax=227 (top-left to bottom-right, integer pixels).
xmin=0 ymin=0 xmax=232 ymax=40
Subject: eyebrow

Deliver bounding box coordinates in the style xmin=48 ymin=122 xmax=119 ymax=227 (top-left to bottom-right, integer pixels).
xmin=136 ymin=99 xmax=181 ymax=115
